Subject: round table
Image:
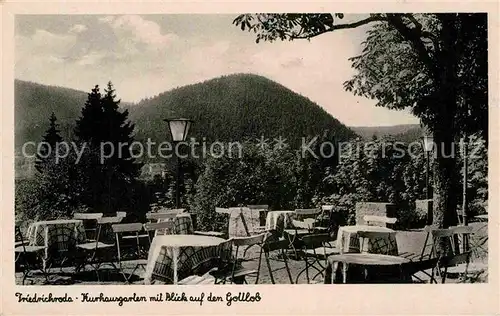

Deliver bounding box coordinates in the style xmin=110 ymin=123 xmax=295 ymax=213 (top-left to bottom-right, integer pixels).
xmin=27 ymin=219 xmax=87 ymax=270
xmin=144 ymin=234 xmax=226 ymax=284
xmin=336 ymin=225 xmax=398 ymax=255
xmin=326 ymin=253 xmax=411 ymax=283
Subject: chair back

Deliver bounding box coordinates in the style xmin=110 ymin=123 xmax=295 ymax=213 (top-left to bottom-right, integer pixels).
xmin=97 ymin=216 xmax=124 ymax=225
xmin=261 ymin=237 xmax=294 ymax=284
xmin=292 ymin=219 xmax=313 ymax=230
xmin=431 ymin=226 xmax=472 ymax=239
xmin=439 ymin=250 xmax=473 ymax=283
xmin=218 ymin=239 xmax=234 ymax=262
xmin=96 ymin=216 xmax=124 ymax=244
xmin=112 ymin=223 xmax=144 ymax=233
xmin=363 ymin=215 xmax=397 ymax=227
xmin=412 ymin=226 xmax=435 ymax=260
xmin=15 ymin=226 xmax=28 ymax=254
xmin=321 ymin=205 xmax=334 ymax=211
xmin=300 ymin=233 xmax=333 ymax=250
xmin=146 ymin=212 xmax=178 ymax=221
xmin=441 ymin=251 xmax=472 ymax=267
xmin=156 ymin=207 xmax=185 ymax=214
xmin=73 ymin=213 xmax=103 ymax=220
xmin=231 ymin=233 xmax=268 ymax=247
xmin=112 ymin=223 xmax=145 ymax=261
xmin=227 ymin=234 xmax=266 ymax=284
xmin=73 ymin=213 xmax=103 ymax=241
xmin=116 ymin=212 xmax=127 ymax=218
xmin=143 ymin=221 xmax=175 ymax=239
xmin=295 ymin=208 xmax=321 ymax=219
xmin=430 ymin=225 xmax=474 ymax=257
xmin=262 ymin=238 xmax=289 ymax=253
xmin=401 ymin=257 xmax=440 ymax=283
xmin=247 ymin=205 xmax=269 ymax=210
xmin=215 ymin=207 xmax=232 ymax=214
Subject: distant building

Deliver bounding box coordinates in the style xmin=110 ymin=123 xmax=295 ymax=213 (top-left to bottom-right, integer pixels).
xmin=139 ymin=163 xmax=168 ymax=180
xmin=15 ymin=156 xmax=36 ymax=179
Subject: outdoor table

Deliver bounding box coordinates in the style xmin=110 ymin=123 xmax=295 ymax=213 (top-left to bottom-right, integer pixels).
xmin=266 ymin=210 xmax=295 ymax=231
xmin=143 ymin=234 xmax=225 ymax=284
xmin=325 ymin=253 xmax=411 ymax=283
xmin=157 ymin=213 xmax=194 ymax=235
xmin=26 ymin=219 xmax=87 ymax=270
xmin=336 ymin=225 xmax=398 ymax=255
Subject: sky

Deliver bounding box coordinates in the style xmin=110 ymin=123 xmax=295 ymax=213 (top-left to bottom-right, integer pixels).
xmin=15 ymin=14 xmax=419 ymax=127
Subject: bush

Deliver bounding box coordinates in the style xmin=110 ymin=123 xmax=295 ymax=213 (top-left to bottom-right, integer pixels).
xmin=316 ymin=138 xmax=430 ymax=230
xmin=190 ymin=143 xmax=298 ymax=231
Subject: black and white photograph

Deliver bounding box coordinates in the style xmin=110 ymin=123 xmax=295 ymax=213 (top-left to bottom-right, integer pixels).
xmin=10 ymin=10 xmax=491 ymax=292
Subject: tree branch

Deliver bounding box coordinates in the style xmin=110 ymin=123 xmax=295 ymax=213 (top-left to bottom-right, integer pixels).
xmin=385 ymin=14 xmax=439 ymax=80
xmin=404 ymin=14 xmax=423 ymax=32
xmin=293 ymin=15 xmax=388 ymax=39
xmin=403 ymin=14 xmax=441 ymax=55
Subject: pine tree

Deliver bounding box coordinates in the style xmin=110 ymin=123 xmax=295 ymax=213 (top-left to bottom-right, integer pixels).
xmin=73 ymin=82 xmax=142 ymax=215
xmin=35 ymin=112 xmax=64 ymax=173
xmin=74 ymin=85 xmax=102 ymax=146
xmin=30 ymin=113 xmax=81 ymax=219
xmin=100 ymin=81 xmax=141 ymax=179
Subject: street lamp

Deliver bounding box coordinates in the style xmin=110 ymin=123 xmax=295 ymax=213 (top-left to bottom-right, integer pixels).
xmin=164 ymin=118 xmax=193 ymax=208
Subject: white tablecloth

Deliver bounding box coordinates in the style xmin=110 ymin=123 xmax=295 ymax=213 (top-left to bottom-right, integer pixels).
xmin=143 ymin=234 xmax=225 ymax=284
xmin=27 ymin=219 xmax=87 ymax=270
xmin=265 ymin=211 xmax=295 ymax=231
xmin=336 ymin=225 xmax=398 ymax=255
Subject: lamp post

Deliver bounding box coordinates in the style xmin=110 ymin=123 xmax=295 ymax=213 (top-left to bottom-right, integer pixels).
xmin=164 ymin=118 xmax=193 ymax=209
xmin=461 ymin=137 xmax=468 ymax=226
xmin=422 ymin=133 xmax=434 ymax=200
xmin=421 ymin=129 xmax=434 ymax=226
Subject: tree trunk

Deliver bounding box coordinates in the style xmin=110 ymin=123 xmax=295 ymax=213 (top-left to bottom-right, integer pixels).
xmin=432 ymin=127 xmax=459 ymax=229
xmin=431 ymin=14 xmax=460 ymax=231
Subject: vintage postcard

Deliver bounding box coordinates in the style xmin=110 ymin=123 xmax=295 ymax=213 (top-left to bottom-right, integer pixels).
xmin=1 ymin=0 xmax=499 ymax=315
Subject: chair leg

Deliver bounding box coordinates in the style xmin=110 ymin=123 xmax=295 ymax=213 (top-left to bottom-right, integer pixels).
xmin=441 ymin=267 xmax=448 ymax=284
xmin=305 ymin=257 xmax=310 ymax=284
xmin=264 ymin=252 xmax=275 ymax=284
xmin=118 ymin=261 xmax=130 ymax=284
xmin=283 ymin=251 xmax=293 ymax=284
xmin=311 ymin=258 xmax=327 ymax=282
xmin=22 ymin=270 xmax=30 ymax=285
xmin=255 ymin=247 xmax=263 ymax=284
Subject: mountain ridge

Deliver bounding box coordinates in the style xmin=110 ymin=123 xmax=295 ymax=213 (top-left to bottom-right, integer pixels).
xmin=15 ymin=75 xmax=422 ymax=151
xmin=14 ymin=74 xmax=422 ymax=177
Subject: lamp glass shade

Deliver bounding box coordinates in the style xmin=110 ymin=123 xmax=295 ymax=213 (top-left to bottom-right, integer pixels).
xmin=422 ymin=135 xmax=434 ymax=152
xmin=167 ymin=119 xmax=192 ymax=142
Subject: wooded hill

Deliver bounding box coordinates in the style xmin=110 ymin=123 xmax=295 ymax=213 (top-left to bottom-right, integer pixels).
xmin=15 ymin=74 xmax=357 ymax=163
